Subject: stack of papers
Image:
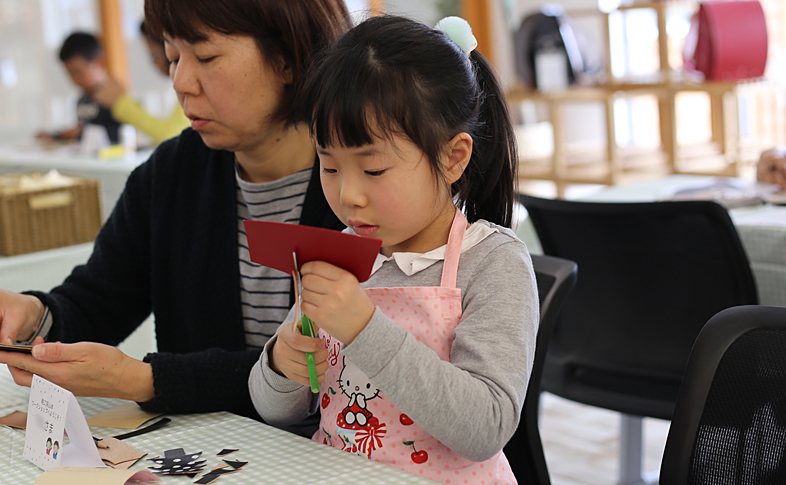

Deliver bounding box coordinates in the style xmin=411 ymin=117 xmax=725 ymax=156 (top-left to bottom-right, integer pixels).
xmin=670 ymin=178 xmax=782 ymax=208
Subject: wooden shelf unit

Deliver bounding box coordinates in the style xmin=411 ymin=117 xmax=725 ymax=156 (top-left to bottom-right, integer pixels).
xmin=509 ymin=83 xmax=672 ymax=194
xmin=509 ymin=2 xmax=784 ymax=196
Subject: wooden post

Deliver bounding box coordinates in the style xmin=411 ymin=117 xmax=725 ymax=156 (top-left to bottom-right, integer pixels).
xmin=710 ymin=92 xmax=726 ymax=152
xmin=368 ymin=0 xmax=384 ymax=16
xmin=724 ymin=89 xmax=740 ymax=170
xmin=658 ymin=91 xmax=677 ymax=173
xmin=461 ymin=0 xmax=494 ymax=68
xmin=98 ymin=0 xmax=130 ymax=89
xmin=606 ymin=95 xmax=620 ymax=184
xmin=602 ymin=12 xmax=614 ymax=84
xmin=550 ymin=100 xmax=565 ymax=183
xmin=655 ymin=3 xmax=670 ymax=83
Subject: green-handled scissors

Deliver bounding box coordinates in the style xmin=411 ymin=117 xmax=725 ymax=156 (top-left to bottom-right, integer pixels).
xmin=292 ymin=252 xmax=320 ymax=393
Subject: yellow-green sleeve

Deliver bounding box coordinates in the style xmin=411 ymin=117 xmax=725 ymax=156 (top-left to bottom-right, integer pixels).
xmin=111 ymin=94 xmax=190 ymax=145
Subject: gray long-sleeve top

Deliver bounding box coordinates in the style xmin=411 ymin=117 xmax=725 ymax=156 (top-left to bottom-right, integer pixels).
xmin=249 ymin=222 xmax=539 ymax=462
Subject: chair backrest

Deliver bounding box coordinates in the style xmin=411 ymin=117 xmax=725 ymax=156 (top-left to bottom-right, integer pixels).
xmin=660 ymin=305 xmax=786 ymax=485
xmin=520 ymin=195 xmax=758 ymax=420
xmin=504 ymin=254 xmax=578 ymax=485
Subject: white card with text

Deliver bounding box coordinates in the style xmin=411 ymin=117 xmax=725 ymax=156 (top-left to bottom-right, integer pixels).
xmin=23 ymin=375 xmax=105 ymax=470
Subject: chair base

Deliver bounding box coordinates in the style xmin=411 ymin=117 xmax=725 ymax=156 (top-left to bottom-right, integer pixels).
xmin=618 ymin=414 xmax=659 ymax=485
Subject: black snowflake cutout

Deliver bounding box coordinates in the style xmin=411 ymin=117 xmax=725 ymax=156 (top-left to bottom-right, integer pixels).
xmin=147 ymin=448 xmax=207 ymax=475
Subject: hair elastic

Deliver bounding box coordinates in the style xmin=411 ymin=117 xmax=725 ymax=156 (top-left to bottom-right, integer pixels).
xmin=435 ymin=16 xmax=478 ymax=56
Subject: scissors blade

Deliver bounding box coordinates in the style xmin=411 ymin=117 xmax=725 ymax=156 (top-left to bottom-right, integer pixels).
xmin=291 ymin=251 xmax=319 ymax=393
xmin=292 ymin=252 xmax=301 ymax=332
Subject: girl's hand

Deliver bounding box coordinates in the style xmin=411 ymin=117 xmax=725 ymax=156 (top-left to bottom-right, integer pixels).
xmin=300 ymin=261 xmax=375 ymax=345
xmin=270 ymin=317 xmax=328 ymax=387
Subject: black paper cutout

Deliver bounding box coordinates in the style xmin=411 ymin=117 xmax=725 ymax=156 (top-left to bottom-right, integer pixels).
xmin=147 ymin=448 xmax=206 ymax=475
xmin=193 ymin=474 xmax=219 ymax=485
xmin=216 ymin=448 xmax=238 ymax=456
xmin=222 ymin=459 xmax=248 ymax=470
xmin=193 ymin=467 xmax=237 ymax=484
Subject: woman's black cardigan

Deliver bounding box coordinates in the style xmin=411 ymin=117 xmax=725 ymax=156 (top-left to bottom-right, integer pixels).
xmin=27 ymin=129 xmax=342 ymax=419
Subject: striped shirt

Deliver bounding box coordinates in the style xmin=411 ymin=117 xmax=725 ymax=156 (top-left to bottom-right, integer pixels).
xmin=236 ymin=165 xmax=311 ymax=350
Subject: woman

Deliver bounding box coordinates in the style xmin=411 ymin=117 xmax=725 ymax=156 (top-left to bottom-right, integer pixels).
xmin=0 ymin=0 xmax=350 ymax=423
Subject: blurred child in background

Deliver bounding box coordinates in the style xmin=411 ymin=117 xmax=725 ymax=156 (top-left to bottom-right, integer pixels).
xmin=36 ymin=32 xmax=121 ymax=144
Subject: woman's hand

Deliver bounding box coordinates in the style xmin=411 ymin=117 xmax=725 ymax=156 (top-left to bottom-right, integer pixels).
xmin=299 ymin=261 xmax=375 ymax=345
xmin=269 ymin=319 xmax=327 ymax=386
xmin=0 ymin=338 xmax=155 ymax=402
xmin=93 ymin=78 xmax=126 ymax=108
xmin=0 ymin=289 xmax=45 ymax=344
xmin=758 ymin=147 xmax=786 ymax=189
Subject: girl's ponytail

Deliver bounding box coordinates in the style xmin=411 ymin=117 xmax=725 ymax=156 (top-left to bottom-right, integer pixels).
xmin=456 ymin=51 xmax=518 ymax=228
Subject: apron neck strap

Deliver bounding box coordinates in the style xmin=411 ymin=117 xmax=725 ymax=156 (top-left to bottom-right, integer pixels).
xmin=440 ymin=208 xmax=468 ymax=288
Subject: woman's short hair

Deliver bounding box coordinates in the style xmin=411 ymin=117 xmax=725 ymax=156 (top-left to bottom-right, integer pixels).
xmin=144 ymin=0 xmax=350 ymax=125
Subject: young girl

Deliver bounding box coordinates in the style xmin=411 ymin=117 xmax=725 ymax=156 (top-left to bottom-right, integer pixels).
xmin=249 ymin=15 xmax=538 ymax=485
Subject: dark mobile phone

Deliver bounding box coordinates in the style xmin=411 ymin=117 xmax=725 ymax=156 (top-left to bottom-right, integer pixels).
xmin=0 ymin=343 xmax=33 ymax=354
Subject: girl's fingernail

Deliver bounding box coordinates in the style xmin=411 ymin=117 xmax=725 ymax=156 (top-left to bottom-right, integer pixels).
xmin=33 ymin=346 xmax=46 ymax=358
xmin=5 ymin=337 xmax=13 ymax=345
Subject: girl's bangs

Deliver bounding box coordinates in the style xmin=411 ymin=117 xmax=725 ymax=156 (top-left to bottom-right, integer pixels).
xmin=314 ymin=101 xmax=407 ymax=149
xmin=311 ymin=48 xmax=411 ymax=149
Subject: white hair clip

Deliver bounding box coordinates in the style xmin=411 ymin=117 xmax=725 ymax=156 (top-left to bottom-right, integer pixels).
xmin=435 ymin=16 xmax=478 ymax=57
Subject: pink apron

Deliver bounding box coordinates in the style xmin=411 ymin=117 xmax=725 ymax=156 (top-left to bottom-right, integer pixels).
xmin=314 ymin=210 xmax=517 ymax=485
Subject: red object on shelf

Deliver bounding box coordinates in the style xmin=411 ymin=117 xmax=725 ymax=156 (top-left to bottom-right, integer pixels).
xmin=684 ymin=0 xmax=768 ymax=81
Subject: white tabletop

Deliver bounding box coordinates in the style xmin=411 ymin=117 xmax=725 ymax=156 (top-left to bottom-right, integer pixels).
xmin=0 ymin=144 xmax=150 ymax=173
xmin=515 ymin=175 xmax=786 ymax=307
xmin=0 ymin=367 xmax=437 ymax=484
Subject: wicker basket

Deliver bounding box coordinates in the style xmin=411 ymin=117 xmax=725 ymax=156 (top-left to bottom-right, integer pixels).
xmin=0 ymin=173 xmax=103 ymax=256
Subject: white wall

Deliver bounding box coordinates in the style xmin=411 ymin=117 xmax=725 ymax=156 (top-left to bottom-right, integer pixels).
xmin=385 ymin=0 xmax=441 ymax=24
xmin=0 ymin=0 xmax=175 ymax=144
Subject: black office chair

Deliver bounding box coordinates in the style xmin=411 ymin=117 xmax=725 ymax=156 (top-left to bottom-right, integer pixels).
xmin=504 ymin=254 xmax=578 ymax=485
xmin=660 ymin=305 xmax=786 ymax=484
xmin=518 ymin=195 xmax=758 ymax=485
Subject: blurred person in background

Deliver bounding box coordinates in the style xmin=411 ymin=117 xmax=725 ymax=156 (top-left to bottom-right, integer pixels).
xmin=93 ymin=21 xmax=190 ymax=145
xmin=758 ymin=147 xmax=786 ymax=189
xmin=36 ymin=32 xmax=121 ymax=144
